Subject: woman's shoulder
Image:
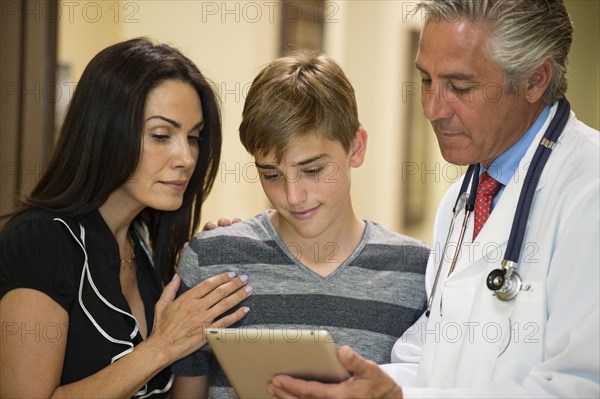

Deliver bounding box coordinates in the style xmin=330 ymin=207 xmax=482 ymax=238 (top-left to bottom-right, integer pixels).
xmin=0 ymin=208 xmax=82 ymax=310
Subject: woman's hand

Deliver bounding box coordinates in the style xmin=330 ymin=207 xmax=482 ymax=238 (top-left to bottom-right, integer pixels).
xmin=145 ymin=272 xmax=252 ymax=364
xmin=202 ymin=217 xmax=242 ymax=231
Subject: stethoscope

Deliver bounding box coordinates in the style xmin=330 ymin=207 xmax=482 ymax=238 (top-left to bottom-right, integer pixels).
xmin=426 ymin=98 xmax=571 ymax=317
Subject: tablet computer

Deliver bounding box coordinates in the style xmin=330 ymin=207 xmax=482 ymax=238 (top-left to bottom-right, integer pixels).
xmin=205 ymin=328 xmax=350 ymax=399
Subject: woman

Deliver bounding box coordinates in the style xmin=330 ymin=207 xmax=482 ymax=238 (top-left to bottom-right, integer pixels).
xmin=0 ymin=38 xmax=252 ymax=398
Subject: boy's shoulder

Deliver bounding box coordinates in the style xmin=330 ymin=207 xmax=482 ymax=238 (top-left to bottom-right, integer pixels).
xmin=365 ymin=220 xmax=429 ymax=249
xmin=186 ymin=212 xmax=281 ymax=255
xmin=191 ymin=213 xmax=267 ymax=241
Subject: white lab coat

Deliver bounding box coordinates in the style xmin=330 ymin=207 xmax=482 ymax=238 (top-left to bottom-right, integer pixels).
xmin=382 ymin=104 xmax=600 ymax=397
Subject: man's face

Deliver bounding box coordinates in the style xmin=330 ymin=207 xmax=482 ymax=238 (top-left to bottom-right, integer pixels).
xmin=416 ymin=19 xmax=541 ymax=167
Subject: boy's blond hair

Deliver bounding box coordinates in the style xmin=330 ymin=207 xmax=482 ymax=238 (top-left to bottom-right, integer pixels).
xmin=240 ymin=52 xmax=360 ymax=163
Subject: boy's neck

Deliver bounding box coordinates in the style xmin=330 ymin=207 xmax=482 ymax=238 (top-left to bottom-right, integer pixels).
xmin=269 ymin=209 xmax=366 ymax=277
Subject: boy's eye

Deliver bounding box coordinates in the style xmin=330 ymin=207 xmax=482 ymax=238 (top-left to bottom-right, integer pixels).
xmin=262 ymin=172 xmax=281 ymax=181
xmin=303 ymin=166 xmax=325 ymax=176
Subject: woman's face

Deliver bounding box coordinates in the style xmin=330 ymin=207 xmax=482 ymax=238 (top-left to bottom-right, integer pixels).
xmin=115 ymin=79 xmax=204 ymax=213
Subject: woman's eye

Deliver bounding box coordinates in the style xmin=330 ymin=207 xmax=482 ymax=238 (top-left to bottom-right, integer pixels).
xmin=188 ymin=135 xmax=201 ymax=145
xmin=151 ymin=134 xmax=170 ymax=142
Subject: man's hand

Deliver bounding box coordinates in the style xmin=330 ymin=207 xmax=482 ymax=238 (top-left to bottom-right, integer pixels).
xmin=267 ymin=346 xmax=403 ymax=399
xmin=202 ymin=217 xmax=242 ymax=231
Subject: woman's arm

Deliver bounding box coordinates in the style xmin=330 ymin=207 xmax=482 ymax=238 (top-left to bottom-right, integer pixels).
xmin=0 ymin=272 xmax=250 ymax=398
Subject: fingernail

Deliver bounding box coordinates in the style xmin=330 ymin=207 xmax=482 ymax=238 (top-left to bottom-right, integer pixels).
xmin=245 ymin=285 xmax=253 ymax=293
xmin=172 ymin=273 xmax=178 ymax=281
xmin=227 ymin=271 xmax=236 ymax=278
xmin=243 ymin=306 xmax=250 ymax=313
xmin=240 ymin=274 xmax=249 ymax=283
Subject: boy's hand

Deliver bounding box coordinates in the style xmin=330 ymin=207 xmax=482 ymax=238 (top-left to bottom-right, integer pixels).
xmin=267 ymin=346 xmax=403 ymax=399
xmin=202 ymin=217 xmax=242 ymax=231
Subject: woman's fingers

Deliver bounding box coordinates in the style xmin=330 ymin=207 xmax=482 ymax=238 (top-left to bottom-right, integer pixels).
xmin=211 ymin=306 xmax=251 ymax=329
xmin=179 ymin=271 xmax=241 ymax=300
xmin=156 ymin=273 xmax=182 ymax=308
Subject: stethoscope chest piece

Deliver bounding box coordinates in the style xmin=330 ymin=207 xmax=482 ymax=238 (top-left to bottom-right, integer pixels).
xmin=487 ymin=261 xmax=522 ymax=301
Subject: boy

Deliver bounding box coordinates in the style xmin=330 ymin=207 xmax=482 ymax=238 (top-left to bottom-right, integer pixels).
xmin=171 ymin=52 xmax=429 ymax=398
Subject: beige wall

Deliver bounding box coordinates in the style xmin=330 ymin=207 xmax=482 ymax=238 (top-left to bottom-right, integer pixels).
xmin=566 ymin=0 xmax=600 ymax=130
xmin=56 ymin=0 xmax=599 ymax=244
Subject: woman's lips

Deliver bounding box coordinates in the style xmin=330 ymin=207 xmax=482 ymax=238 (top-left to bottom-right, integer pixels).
xmin=160 ymin=180 xmax=187 ymax=191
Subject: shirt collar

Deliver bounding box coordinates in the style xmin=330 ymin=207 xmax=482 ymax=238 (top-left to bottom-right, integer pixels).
xmin=483 ymin=104 xmax=552 ymax=185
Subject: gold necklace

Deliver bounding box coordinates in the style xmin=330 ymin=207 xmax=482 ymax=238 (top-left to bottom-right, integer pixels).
xmin=120 ymin=236 xmax=136 ymax=268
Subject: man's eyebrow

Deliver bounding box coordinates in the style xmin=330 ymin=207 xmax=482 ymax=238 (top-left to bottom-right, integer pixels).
xmin=255 ymin=154 xmax=327 ymax=169
xmin=415 ymin=63 xmax=476 ymax=81
xmin=145 ymin=115 xmax=181 ymax=128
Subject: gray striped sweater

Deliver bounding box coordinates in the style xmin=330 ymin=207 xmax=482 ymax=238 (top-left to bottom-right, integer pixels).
xmin=171 ymin=211 xmax=429 ymax=398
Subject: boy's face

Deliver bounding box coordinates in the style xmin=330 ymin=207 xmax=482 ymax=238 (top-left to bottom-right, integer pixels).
xmin=255 ymin=130 xmax=366 ymax=241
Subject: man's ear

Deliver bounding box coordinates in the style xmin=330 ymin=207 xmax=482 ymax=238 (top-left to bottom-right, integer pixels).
xmin=349 ymin=127 xmax=368 ymax=168
xmin=526 ymin=60 xmax=553 ymax=103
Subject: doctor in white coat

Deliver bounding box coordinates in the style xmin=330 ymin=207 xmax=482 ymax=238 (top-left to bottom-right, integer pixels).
xmin=267 ymin=0 xmax=600 ymax=398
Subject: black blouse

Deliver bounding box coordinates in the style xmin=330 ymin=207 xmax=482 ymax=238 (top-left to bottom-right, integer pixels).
xmin=0 ymin=208 xmax=171 ymax=397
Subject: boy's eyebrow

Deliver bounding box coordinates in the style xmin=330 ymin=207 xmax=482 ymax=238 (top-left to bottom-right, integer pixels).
xmin=255 ymin=154 xmax=327 ymax=169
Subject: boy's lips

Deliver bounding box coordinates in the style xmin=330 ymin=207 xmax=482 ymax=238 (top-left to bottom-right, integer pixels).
xmin=289 ymin=205 xmax=320 ymax=220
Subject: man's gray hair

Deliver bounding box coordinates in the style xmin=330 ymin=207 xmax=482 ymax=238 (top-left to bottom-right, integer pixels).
xmin=416 ymin=0 xmax=573 ymax=104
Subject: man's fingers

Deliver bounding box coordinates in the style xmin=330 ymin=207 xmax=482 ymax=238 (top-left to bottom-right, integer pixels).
xmin=338 ymin=345 xmax=373 ymax=375
xmin=269 ymin=375 xmax=343 ymax=399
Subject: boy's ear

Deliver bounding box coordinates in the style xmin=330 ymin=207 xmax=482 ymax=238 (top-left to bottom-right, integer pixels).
xmin=525 ymin=60 xmax=552 ymax=103
xmin=349 ymin=127 xmax=368 ymax=167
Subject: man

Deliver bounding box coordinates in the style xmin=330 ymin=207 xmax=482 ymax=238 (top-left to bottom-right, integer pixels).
xmin=267 ymin=0 xmax=600 ymax=397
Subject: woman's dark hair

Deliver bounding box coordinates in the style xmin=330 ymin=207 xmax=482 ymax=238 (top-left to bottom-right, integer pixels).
xmin=22 ymin=37 xmax=222 ymax=282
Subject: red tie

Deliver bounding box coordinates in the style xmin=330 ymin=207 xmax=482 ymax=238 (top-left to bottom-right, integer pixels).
xmin=473 ymin=172 xmax=502 ymax=240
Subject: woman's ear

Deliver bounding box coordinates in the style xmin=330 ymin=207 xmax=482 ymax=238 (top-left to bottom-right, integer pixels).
xmin=526 ymin=60 xmax=553 ymax=103
xmin=349 ymin=127 xmax=368 ymax=168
